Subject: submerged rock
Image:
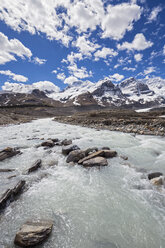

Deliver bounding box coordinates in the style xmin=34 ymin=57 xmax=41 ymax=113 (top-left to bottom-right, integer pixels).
xmin=62 ymin=145 xmax=80 ymax=156
xmin=0 ymin=147 xmax=21 ymax=162
xmin=82 ymin=157 xmax=108 ymax=167
xmin=66 ymin=150 xmax=85 ymax=163
xmin=148 ymin=172 xmax=163 ymax=180
xmin=14 ymin=220 xmax=53 ymax=247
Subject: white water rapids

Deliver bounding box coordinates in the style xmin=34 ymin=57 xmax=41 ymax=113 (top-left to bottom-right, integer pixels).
xmin=0 ymin=118 xmax=165 ymax=248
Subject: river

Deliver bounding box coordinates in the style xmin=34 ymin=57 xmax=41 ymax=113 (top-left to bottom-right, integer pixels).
xmin=0 ymin=118 xmax=165 ymax=248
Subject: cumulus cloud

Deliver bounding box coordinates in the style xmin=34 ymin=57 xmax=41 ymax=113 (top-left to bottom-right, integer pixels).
xmin=109 ymin=73 xmax=124 ymax=82
xmin=101 ymin=3 xmax=141 ymax=40
xmin=148 ymin=6 xmax=162 ymax=22
xmin=0 ymin=32 xmax=32 ymax=64
xmin=94 ymin=47 xmax=118 ymax=61
xmin=134 ymin=53 xmax=143 ymax=62
xmin=73 ymin=36 xmax=100 ymax=56
xmin=118 ymin=33 xmax=153 ymax=51
xmin=64 ymin=76 xmax=78 ymax=85
xmin=144 ymin=66 xmax=156 ymax=75
xmin=0 ymin=70 xmax=28 ymax=82
xmin=123 ymin=67 xmax=136 ymax=71
xmin=0 ymin=1 xmax=142 ymax=48
xmin=2 ymin=81 xmax=60 ymax=93
xmin=67 ymin=63 xmax=93 ymax=79
xmin=57 ymin=73 xmax=66 ymax=81
xmin=33 ymin=57 xmax=47 ymax=65
xmin=163 ymin=45 xmax=165 ymax=55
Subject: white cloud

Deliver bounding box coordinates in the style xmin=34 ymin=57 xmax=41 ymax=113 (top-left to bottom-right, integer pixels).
xmin=94 ymin=47 xmax=118 ymax=61
xmin=144 ymin=66 xmax=156 ymax=75
xmin=52 ymin=70 xmax=57 ymax=74
xmin=134 ymin=53 xmax=143 ymax=62
xmin=33 ymin=57 xmax=47 ymax=65
xmin=0 ymin=70 xmax=28 ymax=82
xmin=66 ymin=52 xmax=83 ymax=65
xmin=118 ymin=33 xmax=153 ymax=51
xmin=163 ymin=45 xmax=165 ymax=55
xmin=73 ymin=36 xmax=100 ymax=56
xmin=2 ymin=81 xmax=60 ymax=94
xmin=123 ymin=67 xmax=136 ymax=71
xmin=101 ymin=3 xmax=142 ymax=40
xmin=109 ymin=73 xmax=124 ymax=82
xmin=0 ymin=32 xmax=32 ymax=64
xmin=148 ymin=6 xmax=162 ymax=22
xmin=0 ymin=1 xmax=143 ymax=48
xmin=67 ymin=63 xmax=93 ymax=79
xmin=64 ymin=76 xmax=78 ymax=85
xmin=57 ymin=73 xmax=66 ymax=81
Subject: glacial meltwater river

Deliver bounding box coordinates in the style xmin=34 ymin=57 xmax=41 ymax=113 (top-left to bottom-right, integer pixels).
xmin=0 ymin=118 xmax=165 ymax=248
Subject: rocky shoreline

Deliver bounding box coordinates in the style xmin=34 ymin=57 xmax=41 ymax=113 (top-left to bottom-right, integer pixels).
xmin=54 ymin=109 xmax=165 ymax=136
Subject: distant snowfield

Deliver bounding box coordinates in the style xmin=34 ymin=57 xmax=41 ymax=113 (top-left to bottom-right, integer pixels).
xmin=135 ymin=107 xmax=153 ymax=113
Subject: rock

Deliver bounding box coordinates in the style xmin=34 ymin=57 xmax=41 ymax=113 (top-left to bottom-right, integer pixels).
xmin=78 ymin=150 xmax=105 ymax=164
xmin=66 ymin=150 xmax=85 ymax=163
xmin=150 ymin=176 xmax=164 ymax=186
xmin=82 ymin=157 xmax=108 ymax=167
xmin=102 ymin=150 xmax=117 ymax=158
xmin=14 ymin=220 xmax=53 ymax=247
xmin=120 ymin=155 xmax=128 ymax=160
xmin=61 ymin=139 xmax=72 ymax=146
xmin=51 ymin=138 xmax=59 ymax=142
xmin=62 ymin=145 xmax=80 ymax=156
xmin=0 ymin=180 xmax=25 ymax=210
xmin=0 ymin=147 xmax=21 ymax=162
xmin=41 ymin=140 xmax=54 ymax=147
xmin=12 ymin=180 xmax=25 ymax=195
xmin=148 ymin=172 xmax=163 ymax=180
xmin=84 ymin=147 xmax=98 ymax=156
xmin=0 ymin=168 xmax=15 ymax=172
xmin=101 ymin=147 xmax=110 ymax=150
xmin=26 ymin=159 xmax=42 ymax=174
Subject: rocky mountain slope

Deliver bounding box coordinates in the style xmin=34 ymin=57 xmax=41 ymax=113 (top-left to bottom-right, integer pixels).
xmin=0 ymin=77 xmax=165 ymax=109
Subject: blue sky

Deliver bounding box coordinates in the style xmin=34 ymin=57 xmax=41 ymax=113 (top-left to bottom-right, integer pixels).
xmin=0 ymin=0 xmax=165 ymax=92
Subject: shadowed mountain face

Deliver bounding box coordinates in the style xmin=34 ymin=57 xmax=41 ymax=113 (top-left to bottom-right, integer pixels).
xmin=0 ymin=77 xmax=165 ymax=109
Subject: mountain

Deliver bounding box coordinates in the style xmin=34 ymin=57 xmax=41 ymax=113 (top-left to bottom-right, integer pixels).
xmin=1 ymin=77 xmax=165 ymax=109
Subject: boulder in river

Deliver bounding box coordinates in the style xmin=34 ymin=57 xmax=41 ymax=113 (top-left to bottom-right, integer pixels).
xmin=102 ymin=150 xmax=117 ymax=158
xmin=0 ymin=180 xmax=25 ymax=210
xmin=78 ymin=150 xmax=105 ymax=164
xmin=14 ymin=220 xmax=53 ymax=247
xmin=148 ymin=172 xmax=163 ymax=180
xmin=84 ymin=147 xmax=98 ymax=156
xmin=83 ymin=157 xmax=108 ymax=167
xmin=66 ymin=150 xmax=85 ymax=163
xmin=62 ymin=145 xmax=80 ymax=155
xmin=26 ymin=159 xmax=42 ymax=174
xmin=0 ymin=147 xmax=21 ymax=162
xmin=150 ymin=176 xmax=164 ymax=186
xmin=41 ymin=140 xmax=54 ymax=147
xmin=62 ymin=139 xmax=72 ymax=146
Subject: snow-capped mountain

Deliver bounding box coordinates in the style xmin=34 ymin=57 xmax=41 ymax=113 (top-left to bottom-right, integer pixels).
xmin=1 ymin=77 xmax=165 ymax=109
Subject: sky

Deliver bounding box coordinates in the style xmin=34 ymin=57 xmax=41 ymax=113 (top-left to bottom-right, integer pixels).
xmin=0 ymin=0 xmax=165 ymax=92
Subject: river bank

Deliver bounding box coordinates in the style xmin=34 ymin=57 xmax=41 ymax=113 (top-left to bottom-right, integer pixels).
xmin=54 ymin=109 xmax=165 ymax=136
